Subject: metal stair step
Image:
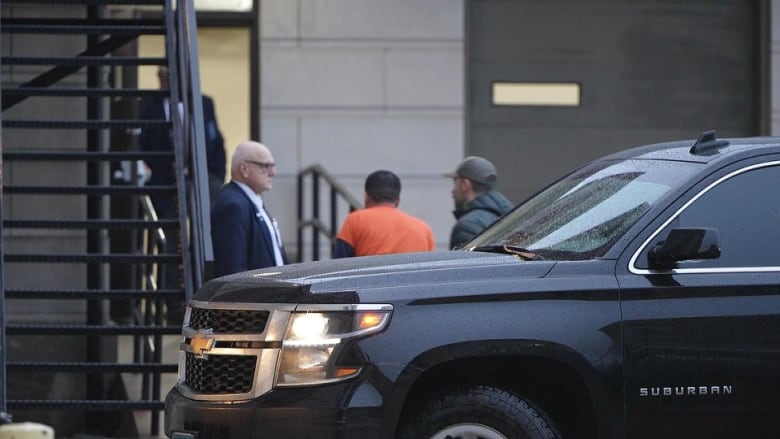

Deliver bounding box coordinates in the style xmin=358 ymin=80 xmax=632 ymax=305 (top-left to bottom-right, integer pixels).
xmin=4 ymin=150 xmax=173 ymax=161
xmin=5 ymin=288 xmax=182 ymax=299
xmin=3 ymin=87 xmax=167 ymax=98
xmin=1 ymin=18 xmax=166 ymax=35
xmin=3 ymin=0 xmax=163 ymax=5
xmin=2 ymin=56 xmax=167 ymax=66
xmin=2 ymin=119 xmax=168 ymax=130
xmin=3 ymin=219 xmax=179 ymax=230
xmin=4 ymin=253 xmax=180 ymax=263
xmin=7 ymin=400 xmax=165 ymax=411
xmin=3 ymin=185 xmax=176 ymax=195
xmin=6 ymin=325 xmax=182 ymax=336
xmin=7 ymin=362 xmax=177 ymax=373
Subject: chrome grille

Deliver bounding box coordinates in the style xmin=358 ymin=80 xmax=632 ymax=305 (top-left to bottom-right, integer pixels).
xmin=185 ymin=353 xmax=257 ymax=394
xmin=189 ymin=308 xmax=269 ymax=333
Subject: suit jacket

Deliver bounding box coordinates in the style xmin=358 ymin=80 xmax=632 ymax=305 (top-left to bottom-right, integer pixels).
xmin=138 ymin=94 xmax=225 ymax=186
xmin=211 ymin=182 xmax=286 ymax=277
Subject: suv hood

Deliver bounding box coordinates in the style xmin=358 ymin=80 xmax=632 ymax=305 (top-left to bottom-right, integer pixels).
xmin=194 ymin=250 xmax=556 ymax=304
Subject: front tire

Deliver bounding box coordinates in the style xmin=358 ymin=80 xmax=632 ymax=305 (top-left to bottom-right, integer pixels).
xmin=398 ymin=385 xmax=560 ymax=439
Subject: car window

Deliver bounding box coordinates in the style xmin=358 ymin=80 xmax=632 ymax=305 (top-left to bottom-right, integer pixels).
xmin=636 ymin=163 xmax=780 ymax=269
xmin=469 ymin=159 xmax=700 ymax=260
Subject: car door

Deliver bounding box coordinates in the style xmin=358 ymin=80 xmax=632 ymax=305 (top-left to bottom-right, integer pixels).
xmin=617 ymin=158 xmax=780 ymax=438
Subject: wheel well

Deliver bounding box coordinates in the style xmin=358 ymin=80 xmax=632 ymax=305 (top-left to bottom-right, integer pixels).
xmin=397 ymin=356 xmax=598 ymax=439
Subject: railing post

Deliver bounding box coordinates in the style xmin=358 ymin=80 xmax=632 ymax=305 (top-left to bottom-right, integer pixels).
xmin=296 ymin=172 xmax=305 ymax=263
xmin=0 ymin=48 xmax=8 ymax=420
xmin=178 ymin=0 xmax=212 ymax=293
xmin=330 ymin=187 xmax=338 ymax=240
xmin=295 ymin=164 xmax=362 ymax=263
xmin=85 ymin=6 xmax=110 ymax=430
xmin=312 ymin=175 xmax=320 ymax=261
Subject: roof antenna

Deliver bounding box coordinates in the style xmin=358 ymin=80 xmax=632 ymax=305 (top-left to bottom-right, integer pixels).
xmin=690 ymin=130 xmax=729 ymax=154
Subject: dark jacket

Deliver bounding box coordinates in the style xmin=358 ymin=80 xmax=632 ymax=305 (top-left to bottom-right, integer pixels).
xmin=450 ymin=189 xmax=513 ymax=249
xmin=211 ymin=182 xmax=286 ymax=277
xmin=138 ymin=94 xmax=225 ymax=185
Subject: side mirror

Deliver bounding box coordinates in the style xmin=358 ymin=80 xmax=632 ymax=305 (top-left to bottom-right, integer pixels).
xmin=647 ymin=227 xmax=721 ymax=269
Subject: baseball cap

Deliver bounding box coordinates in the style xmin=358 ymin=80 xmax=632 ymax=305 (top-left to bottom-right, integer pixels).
xmin=444 ymin=156 xmax=498 ymax=188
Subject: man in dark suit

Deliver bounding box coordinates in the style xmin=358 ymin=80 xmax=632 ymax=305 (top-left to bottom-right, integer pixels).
xmin=138 ymin=65 xmax=226 ymax=208
xmin=137 ymin=66 xmax=225 ymax=323
xmin=211 ymin=141 xmax=287 ymax=277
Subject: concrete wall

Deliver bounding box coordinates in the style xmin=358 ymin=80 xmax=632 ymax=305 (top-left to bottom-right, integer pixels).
xmin=258 ymin=0 xmax=465 ymax=257
xmin=215 ymin=0 xmax=779 ymax=259
xmin=138 ymin=29 xmax=252 ymax=186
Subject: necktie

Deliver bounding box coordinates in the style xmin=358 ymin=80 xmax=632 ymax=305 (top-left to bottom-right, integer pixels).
xmin=263 ymin=206 xmax=284 ymax=266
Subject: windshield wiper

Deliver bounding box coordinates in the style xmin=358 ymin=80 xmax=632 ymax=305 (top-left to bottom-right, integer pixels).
xmin=469 ymin=245 xmax=543 ymax=261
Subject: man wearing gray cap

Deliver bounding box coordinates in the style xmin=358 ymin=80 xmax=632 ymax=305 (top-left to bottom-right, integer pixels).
xmin=445 ymin=156 xmax=513 ymax=249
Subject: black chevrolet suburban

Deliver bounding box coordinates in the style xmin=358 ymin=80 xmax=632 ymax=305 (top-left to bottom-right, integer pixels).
xmin=165 ymin=131 xmax=780 ymax=439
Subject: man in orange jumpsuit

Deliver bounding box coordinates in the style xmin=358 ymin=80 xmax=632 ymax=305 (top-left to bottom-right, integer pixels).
xmin=332 ymin=170 xmax=435 ymax=258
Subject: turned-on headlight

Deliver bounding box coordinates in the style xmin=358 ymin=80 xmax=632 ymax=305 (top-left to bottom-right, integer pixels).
xmin=276 ymin=304 xmax=392 ymax=387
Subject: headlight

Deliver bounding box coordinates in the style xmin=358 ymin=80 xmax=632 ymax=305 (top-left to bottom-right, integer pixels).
xmin=276 ymin=304 xmax=392 ymax=387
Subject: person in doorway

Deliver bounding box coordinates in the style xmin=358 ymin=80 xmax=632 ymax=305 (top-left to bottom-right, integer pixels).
xmin=446 ymin=156 xmax=513 ymax=249
xmin=138 ymin=65 xmax=226 ymax=206
xmin=137 ymin=65 xmax=224 ymax=324
xmin=211 ymin=141 xmax=287 ymax=277
xmin=332 ymin=170 xmax=435 ymax=258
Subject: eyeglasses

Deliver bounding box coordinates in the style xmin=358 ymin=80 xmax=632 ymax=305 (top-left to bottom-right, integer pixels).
xmin=245 ymin=160 xmax=275 ymax=171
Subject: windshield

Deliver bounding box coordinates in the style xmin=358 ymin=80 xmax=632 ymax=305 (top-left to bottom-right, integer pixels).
xmin=467 ymin=159 xmax=700 ymax=260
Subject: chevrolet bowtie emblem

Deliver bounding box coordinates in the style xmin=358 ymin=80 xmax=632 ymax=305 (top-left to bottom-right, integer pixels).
xmin=187 ymin=328 xmax=215 ymax=358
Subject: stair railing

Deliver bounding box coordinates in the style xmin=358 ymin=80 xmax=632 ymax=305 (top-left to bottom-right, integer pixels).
xmin=296 ymin=164 xmax=362 ymax=262
xmin=135 ymin=194 xmax=167 ymax=413
xmin=166 ymin=0 xmax=212 ymax=297
xmin=1 ymin=0 xmax=202 ymax=436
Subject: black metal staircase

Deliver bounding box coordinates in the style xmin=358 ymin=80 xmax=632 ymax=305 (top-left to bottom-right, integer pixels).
xmin=1 ymin=0 xmax=211 ymax=436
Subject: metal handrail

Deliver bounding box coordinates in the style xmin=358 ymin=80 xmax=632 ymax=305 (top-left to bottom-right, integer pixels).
xmin=139 ymin=194 xmax=166 ymax=245
xmin=0 ymin=130 xmax=9 ymax=425
xmin=135 ymin=194 xmax=167 ymax=427
xmin=181 ymin=0 xmax=213 ymax=289
xmin=143 ymin=3 xmax=211 ymax=434
xmin=296 ymin=164 xmax=362 ymax=262
xmin=166 ymin=0 xmax=212 ymax=298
